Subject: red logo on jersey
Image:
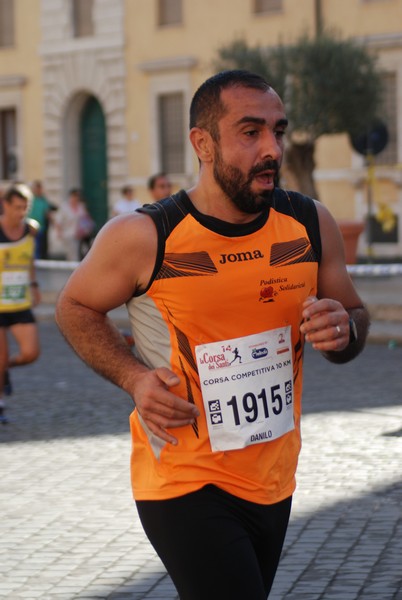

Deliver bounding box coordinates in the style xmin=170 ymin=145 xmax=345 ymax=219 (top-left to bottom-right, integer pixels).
xmin=259 ymin=286 xmax=277 ymax=302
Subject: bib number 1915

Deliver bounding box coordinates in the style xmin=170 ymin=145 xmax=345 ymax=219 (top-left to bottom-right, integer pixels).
xmin=227 ymin=383 xmax=287 ymax=426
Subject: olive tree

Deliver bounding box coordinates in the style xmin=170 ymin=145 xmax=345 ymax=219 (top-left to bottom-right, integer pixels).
xmin=214 ymin=33 xmax=383 ymax=199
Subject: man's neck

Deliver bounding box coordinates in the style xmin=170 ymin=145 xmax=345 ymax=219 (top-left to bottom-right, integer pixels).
xmin=187 ymin=185 xmax=264 ymax=225
xmin=0 ymin=216 xmax=25 ymax=239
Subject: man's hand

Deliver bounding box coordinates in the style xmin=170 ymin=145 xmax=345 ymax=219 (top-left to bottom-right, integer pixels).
xmin=300 ymin=296 xmax=350 ymax=352
xmin=130 ymin=367 xmax=200 ymax=445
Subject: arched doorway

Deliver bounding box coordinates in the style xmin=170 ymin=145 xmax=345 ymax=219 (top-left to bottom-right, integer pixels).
xmin=80 ymin=96 xmax=108 ymax=230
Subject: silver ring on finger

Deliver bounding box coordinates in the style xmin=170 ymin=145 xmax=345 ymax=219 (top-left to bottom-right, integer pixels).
xmin=335 ymin=325 xmax=341 ymax=336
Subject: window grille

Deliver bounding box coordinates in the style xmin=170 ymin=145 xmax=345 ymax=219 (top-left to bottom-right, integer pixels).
xmin=254 ymin=0 xmax=282 ymax=14
xmin=0 ymin=0 xmax=14 ymax=47
xmin=0 ymin=108 xmax=17 ymax=180
xmin=375 ymin=72 xmax=397 ymax=165
xmin=158 ymin=93 xmax=185 ymax=174
xmin=158 ymin=0 xmax=182 ymax=26
xmin=72 ymin=0 xmax=94 ymax=38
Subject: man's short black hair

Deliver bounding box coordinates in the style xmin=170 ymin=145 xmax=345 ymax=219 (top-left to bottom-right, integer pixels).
xmin=189 ymin=70 xmax=271 ymax=141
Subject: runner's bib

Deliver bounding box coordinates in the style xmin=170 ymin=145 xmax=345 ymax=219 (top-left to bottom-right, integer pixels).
xmin=1 ymin=271 xmax=29 ymax=305
xmin=196 ymin=326 xmax=295 ymax=452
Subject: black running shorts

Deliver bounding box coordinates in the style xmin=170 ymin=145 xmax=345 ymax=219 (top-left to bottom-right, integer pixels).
xmin=0 ymin=309 xmax=36 ymax=328
xmin=136 ymin=484 xmax=292 ymax=600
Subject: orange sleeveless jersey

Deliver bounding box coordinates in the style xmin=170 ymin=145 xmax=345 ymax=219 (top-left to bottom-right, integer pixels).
xmin=127 ymin=190 xmax=320 ymax=504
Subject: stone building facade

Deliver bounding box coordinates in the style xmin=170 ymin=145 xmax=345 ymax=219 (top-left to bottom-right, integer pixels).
xmin=1 ymin=0 xmax=402 ymax=258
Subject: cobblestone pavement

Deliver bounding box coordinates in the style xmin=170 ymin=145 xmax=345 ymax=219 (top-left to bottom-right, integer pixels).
xmin=1 ymin=319 xmax=402 ymax=599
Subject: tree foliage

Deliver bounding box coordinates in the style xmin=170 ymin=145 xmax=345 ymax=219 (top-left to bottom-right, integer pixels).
xmin=213 ymin=33 xmax=383 ymax=197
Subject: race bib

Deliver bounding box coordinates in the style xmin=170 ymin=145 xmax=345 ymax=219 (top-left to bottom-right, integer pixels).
xmin=1 ymin=271 xmax=29 ymax=305
xmin=195 ymin=327 xmax=294 ymax=452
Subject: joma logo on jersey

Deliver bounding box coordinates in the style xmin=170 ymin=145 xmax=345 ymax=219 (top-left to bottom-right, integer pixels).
xmin=219 ymin=249 xmax=264 ymax=264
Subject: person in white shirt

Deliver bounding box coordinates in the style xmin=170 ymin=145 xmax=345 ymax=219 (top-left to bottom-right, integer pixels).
xmin=55 ymin=189 xmax=94 ymax=261
xmin=112 ymin=186 xmax=142 ymax=216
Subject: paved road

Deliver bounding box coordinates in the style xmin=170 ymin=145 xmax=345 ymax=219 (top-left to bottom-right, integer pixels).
xmin=1 ymin=319 xmax=402 ymax=599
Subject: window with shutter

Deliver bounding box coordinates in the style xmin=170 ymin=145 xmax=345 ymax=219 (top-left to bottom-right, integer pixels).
xmin=376 ymin=72 xmax=398 ymax=165
xmin=0 ymin=108 xmax=17 ymax=180
xmin=254 ymin=0 xmax=282 ymax=14
xmin=0 ymin=0 xmax=14 ymax=47
xmin=158 ymin=0 xmax=182 ymax=26
xmin=158 ymin=93 xmax=185 ymax=174
xmin=72 ymin=0 xmax=94 ymax=38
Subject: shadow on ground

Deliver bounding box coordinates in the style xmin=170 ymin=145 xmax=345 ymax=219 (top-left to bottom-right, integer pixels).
xmin=1 ymin=321 xmax=133 ymax=443
xmin=1 ymin=320 xmax=402 ymax=443
xmin=83 ymin=477 xmax=402 ymax=599
xmin=2 ymin=322 xmax=401 ymax=599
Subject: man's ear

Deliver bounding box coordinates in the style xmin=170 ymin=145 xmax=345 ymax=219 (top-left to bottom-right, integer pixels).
xmin=189 ymin=127 xmax=214 ymax=163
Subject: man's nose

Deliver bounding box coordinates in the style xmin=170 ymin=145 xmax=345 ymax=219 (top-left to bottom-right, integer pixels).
xmin=261 ymin=130 xmax=282 ymax=161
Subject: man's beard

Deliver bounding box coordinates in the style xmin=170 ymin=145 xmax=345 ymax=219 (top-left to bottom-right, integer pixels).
xmin=213 ymin=147 xmax=279 ymax=214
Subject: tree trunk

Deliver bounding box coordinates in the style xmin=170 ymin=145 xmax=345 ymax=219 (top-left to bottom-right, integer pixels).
xmin=284 ymin=142 xmax=320 ymax=200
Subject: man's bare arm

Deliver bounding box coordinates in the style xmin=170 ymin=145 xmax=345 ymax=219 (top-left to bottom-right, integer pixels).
xmin=56 ymin=214 xmax=199 ymax=444
xmin=300 ymin=202 xmax=370 ymax=363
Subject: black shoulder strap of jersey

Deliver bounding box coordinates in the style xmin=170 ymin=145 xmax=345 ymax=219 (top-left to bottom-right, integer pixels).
xmin=0 ymin=222 xmax=31 ymax=242
xmin=138 ymin=190 xmax=189 ymax=242
xmin=135 ymin=191 xmax=190 ymax=295
xmin=273 ymin=188 xmax=322 ymax=263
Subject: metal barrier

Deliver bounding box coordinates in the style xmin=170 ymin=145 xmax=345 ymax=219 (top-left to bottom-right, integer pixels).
xmin=347 ymin=263 xmax=402 ymax=277
xmin=34 ymin=259 xmax=402 ymax=304
xmin=34 ymin=259 xmax=402 ymax=331
xmin=35 ymin=259 xmax=78 ymax=270
xmin=35 ymin=260 xmax=78 ymax=303
xmin=36 ymin=259 xmax=402 ymax=276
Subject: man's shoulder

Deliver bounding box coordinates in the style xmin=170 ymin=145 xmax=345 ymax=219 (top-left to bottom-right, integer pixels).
xmin=273 ymin=188 xmax=317 ymax=219
xmin=105 ymin=210 xmax=156 ymax=239
xmin=274 ymin=188 xmax=322 ymax=262
xmin=138 ymin=191 xmax=189 ymax=235
xmin=275 ymin=188 xmax=315 ymax=202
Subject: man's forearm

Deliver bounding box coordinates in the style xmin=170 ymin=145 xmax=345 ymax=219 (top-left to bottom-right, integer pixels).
xmin=322 ymin=306 xmax=370 ymax=365
xmin=55 ymin=296 xmax=147 ymax=394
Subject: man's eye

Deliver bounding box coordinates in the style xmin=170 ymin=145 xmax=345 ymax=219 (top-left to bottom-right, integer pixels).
xmin=244 ymin=129 xmax=258 ymax=137
xmin=275 ymin=130 xmax=286 ymax=138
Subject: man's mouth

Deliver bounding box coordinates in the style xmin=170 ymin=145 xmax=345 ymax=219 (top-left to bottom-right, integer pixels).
xmin=254 ymin=171 xmax=275 ymax=185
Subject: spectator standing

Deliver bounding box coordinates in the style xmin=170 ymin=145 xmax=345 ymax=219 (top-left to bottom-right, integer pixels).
xmin=27 ymin=181 xmax=57 ymax=259
xmin=55 ymin=189 xmax=94 ymax=261
xmin=0 ymin=184 xmax=41 ymax=424
xmin=147 ymin=172 xmax=172 ymax=202
xmin=112 ymin=185 xmax=142 ymax=216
